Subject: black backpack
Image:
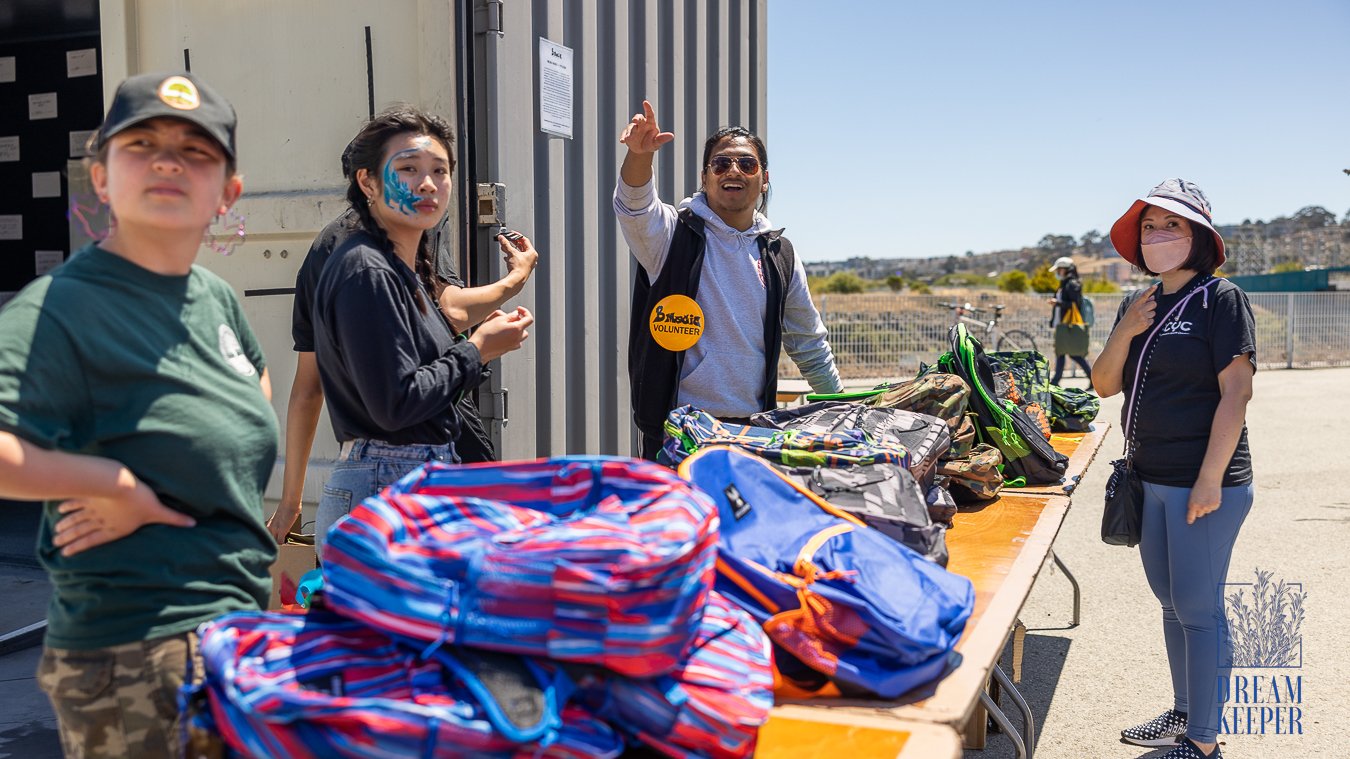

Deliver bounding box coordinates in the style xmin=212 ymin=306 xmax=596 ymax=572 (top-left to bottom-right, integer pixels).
xmin=938 ymin=325 xmax=1067 ymax=486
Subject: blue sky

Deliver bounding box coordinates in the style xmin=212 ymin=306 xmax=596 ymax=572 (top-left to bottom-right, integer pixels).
xmin=767 ymin=1 xmax=1350 ymax=262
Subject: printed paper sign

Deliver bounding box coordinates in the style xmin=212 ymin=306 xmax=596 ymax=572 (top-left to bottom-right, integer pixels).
xmin=538 ymin=38 xmax=574 ymax=139
xmin=69 ymin=130 xmax=95 ymax=157
xmin=0 ymin=57 xmax=14 ymax=83
xmin=29 ymin=93 xmax=58 ymax=120
xmin=66 ymin=49 xmax=97 ymax=78
xmin=0 ymin=136 xmax=18 ymax=162
xmin=0 ymin=215 xmax=21 ymax=240
xmin=35 ymin=250 xmax=65 ymax=276
xmin=32 ymin=172 xmax=62 ymax=198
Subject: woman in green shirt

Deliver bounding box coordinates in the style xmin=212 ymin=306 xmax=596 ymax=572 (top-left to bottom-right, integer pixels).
xmin=0 ymin=72 xmax=277 ymax=758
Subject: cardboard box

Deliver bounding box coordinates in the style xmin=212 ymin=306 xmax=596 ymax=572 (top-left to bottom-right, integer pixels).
xmin=268 ymin=541 xmax=317 ymax=610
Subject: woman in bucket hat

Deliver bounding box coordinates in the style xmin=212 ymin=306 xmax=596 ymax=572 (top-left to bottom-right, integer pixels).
xmin=0 ymin=72 xmax=277 ymax=757
xmin=1093 ymin=179 xmax=1257 ymax=759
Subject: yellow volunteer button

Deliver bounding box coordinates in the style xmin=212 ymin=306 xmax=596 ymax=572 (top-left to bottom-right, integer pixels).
xmin=649 ymin=294 xmax=704 ymax=351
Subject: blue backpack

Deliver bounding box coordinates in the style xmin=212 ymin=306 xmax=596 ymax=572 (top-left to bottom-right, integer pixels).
xmin=678 ymin=446 xmax=974 ymax=699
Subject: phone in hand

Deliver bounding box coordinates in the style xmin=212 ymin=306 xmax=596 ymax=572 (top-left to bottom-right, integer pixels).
xmin=499 ymin=229 xmax=528 ymax=251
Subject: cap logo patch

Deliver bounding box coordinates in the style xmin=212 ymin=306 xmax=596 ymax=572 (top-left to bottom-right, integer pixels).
xmin=157 ymin=76 xmax=200 ymax=110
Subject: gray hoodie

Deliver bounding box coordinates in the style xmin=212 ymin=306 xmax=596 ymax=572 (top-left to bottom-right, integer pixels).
xmin=615 ymin=178 xmax=842 ymax=418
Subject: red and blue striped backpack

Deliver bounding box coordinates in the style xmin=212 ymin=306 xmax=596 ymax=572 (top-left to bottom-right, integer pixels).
xmin=678 ymin=446 xmax=975 ymax=699
xmin=189 ymin=610 xmax=623 ymax=759
xmin=577 ymin=590 xmax=774 ymax=759
xmin=321 ymin=457 xmax=718 ymax=678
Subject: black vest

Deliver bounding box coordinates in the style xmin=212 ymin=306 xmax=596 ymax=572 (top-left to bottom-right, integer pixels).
xmin=627 ymin=208 xmax=796 ymax=440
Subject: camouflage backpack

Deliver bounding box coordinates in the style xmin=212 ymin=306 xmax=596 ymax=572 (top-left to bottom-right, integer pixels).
xmin=986 ymin=350 xmax=1053 ymax=412
xmin=866 ymin=373 xmax=976 ymax=459
xmin=938 ymin=444 xmax=1004 ymax=503
xmin=1049 ymin=385 xmax=1100 ymax=432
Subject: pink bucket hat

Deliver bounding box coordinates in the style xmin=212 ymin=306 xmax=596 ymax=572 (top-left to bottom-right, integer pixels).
xmin=1109 ymin=178 xmax=1226 ymax=267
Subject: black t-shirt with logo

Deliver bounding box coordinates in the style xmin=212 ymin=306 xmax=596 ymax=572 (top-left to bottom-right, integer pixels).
xmin=1114 ymin=274 xmax=1257 ymax=487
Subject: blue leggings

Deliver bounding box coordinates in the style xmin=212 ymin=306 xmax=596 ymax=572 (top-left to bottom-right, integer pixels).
xmin=1138 ymin=480 xmax=1253 ymax=744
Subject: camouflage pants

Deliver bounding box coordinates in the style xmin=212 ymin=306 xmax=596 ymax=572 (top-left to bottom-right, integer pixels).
xmin=36 ymin=631 xmax=203 ymax=759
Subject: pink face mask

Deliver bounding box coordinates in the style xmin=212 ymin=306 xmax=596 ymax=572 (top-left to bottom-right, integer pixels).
xmin=1140 ymin=228 xmax=1191 ymax=273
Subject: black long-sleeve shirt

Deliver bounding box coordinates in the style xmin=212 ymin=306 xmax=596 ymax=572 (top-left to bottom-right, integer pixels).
xmin=312 ymin=231 xmax=482 ymax=444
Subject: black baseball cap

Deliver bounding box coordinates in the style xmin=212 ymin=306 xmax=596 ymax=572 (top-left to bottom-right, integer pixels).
xmin=95 ymin=71 xmax=237 ymax=159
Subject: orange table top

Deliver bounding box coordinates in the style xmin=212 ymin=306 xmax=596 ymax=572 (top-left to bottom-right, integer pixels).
xmin=757 ymin=713 xmax=961 ymax=759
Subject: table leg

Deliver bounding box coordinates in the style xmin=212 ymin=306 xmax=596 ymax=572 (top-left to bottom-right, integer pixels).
xmin=1012 ymin=617 xmax=1027 ymax=683
xmin=993 ymin=664 xmax=1036 ymax=759
xmin=1052 ymin=550 xmax=1081 ymax=627
xmin=979 ymin=689 xmax=1027 ymax=759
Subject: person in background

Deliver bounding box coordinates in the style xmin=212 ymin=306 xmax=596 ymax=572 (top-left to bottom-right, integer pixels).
xmin=0 ymin=71 xmax=276 ymax=758
xmin=1048 ymin=255 xmax=1093 ymax=385
xmin=615 ymin=100 xmax=842 ymax=460
xmin=265 ymin=142 xmax=538 ymax=543
xmin=1093 ymin=179 xmax=1256 ymax=759
xmin=308 ymin=107 xmax=532 ymax=550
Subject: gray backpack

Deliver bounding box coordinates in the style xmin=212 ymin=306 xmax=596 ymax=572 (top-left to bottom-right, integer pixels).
xmin=775 ymin=462 xmax=949 ymax=567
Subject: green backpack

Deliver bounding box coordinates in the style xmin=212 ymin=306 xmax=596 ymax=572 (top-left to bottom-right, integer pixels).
xmin=936 ymin=325 xmax=1068 ymax=486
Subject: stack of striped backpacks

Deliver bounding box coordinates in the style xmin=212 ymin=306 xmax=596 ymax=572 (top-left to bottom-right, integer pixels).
xmin=192 ymin=457 xmax=775 ymax=758
xmin=191 ymin=611 xmax=624 ymax=759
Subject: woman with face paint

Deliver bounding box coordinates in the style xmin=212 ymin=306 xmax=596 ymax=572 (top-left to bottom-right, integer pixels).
xmin=1092 ymin=179 xmax=1256 ymax=759
xmin=309 ymin=108 xmax=533 ymax=550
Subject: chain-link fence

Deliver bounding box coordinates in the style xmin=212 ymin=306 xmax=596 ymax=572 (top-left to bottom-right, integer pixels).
xmin=780 ymin=291 xmax=1350 ymax=381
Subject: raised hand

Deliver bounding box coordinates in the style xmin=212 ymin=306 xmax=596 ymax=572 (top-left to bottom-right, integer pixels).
xmin=498 ymin=233 xmax=540 ymax=278
xmin=619 ymin=100 xmax=675 ymax=155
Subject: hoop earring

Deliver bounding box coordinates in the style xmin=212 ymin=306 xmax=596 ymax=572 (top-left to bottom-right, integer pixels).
xmin=68 ymin=192 xmax=112 ymax=242
xmin=203 ymin=209 xmax=247 ymax=255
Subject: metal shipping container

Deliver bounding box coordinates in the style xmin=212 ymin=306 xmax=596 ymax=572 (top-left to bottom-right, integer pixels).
xmin=86 ymin=0 xmax=766 ymax=504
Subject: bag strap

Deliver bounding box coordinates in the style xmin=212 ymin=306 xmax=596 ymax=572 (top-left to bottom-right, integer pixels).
xmin=1121 ymin=277 xmax=1218 ymax=461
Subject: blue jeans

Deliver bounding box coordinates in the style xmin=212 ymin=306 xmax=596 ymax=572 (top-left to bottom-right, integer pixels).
xmin=315 ymin=439 xmax=457 ymax=552
xmin=1138 ymin=480 xmax=1254 ymax=744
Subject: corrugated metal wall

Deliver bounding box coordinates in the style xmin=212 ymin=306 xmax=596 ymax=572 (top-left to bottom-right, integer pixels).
xmin=99 ymin=0 xmax=464 ymax=502
xmin=474 ymin=0 xmax=768 ymax=459
xmin=95 ymin=0 xmax=766 ymax=482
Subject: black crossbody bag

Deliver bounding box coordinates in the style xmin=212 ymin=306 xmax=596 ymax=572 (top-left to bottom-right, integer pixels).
xmin=1102 ymin=280 xmax=1217 ymax=546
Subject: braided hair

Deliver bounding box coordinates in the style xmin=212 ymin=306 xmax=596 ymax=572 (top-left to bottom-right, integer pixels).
xmin=344 ymin=106 xmax=455 ymax=313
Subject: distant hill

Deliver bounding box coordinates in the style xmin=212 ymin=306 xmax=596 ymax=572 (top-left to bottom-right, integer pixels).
xmin=806 ymin=205 xmax=1350 ymax=283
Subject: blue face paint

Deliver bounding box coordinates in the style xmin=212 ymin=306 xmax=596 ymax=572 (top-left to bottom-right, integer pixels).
xmin=381 ymin=150 xmax=422 ymax=216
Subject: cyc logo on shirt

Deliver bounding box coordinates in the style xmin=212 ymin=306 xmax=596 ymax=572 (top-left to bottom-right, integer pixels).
xmin=218 ymin=324 xmax=257 ymax=376
xmin=1161 ymin=319 xmax=1193 ymax=336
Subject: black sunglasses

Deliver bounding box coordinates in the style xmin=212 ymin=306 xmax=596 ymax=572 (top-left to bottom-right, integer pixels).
xmin=707 ymin=155 xmax=761 ymax=176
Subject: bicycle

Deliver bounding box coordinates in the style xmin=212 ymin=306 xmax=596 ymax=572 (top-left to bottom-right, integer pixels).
xmin=937 ymin=301 xmax=1039 ymax=353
